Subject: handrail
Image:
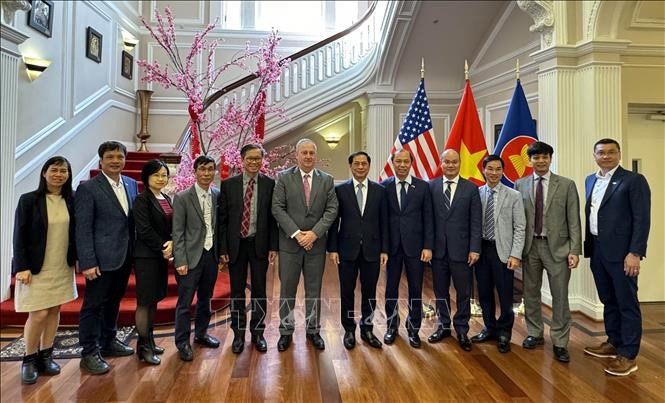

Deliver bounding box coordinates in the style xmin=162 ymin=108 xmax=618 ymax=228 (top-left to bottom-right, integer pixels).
xmin=174 ymin=0 xmax=379 ymax=153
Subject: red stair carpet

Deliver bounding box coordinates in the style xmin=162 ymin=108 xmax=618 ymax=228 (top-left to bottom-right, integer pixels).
xmin=1 ymin=151 xmax=231 ymax=327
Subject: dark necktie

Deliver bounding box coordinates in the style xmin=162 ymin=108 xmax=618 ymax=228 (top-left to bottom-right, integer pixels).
xmin=399 ymin=181 xmax=407 ymax=211
xmin=535 ymin=176 xmax=544 ymax=235
xmin=240 ymin=177 xmax=255 ymax=237
xmin=485 ymin=188 xmax=495 ymax=240
xmin=356 ymin=183 xmax=364 ymax=214
xmin=443 ymin=180 xmax=453 ymax=210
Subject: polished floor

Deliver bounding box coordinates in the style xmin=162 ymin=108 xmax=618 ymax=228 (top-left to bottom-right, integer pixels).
xmin=1 ymin=260 xmax=664 ymax=403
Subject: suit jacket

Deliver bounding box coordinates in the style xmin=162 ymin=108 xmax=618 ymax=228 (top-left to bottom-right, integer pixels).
xmin=218 ymin=173 xmax=279 ymax=264
xmin=479 ymin=183 xmax=526 ymax=263
xmin=327 ymin=179 xmax=388 ymax=261
xmin=515 ymin=172 xmax=582 ymax=262
xmin=583 ymin=166 xmax=650 ymax=261
xmin=12 ymin=191 xmax=77 ymax=275
xmin=75 ymin=174 xmax=138 ymax=271
xmin=172 ymin=185 xmax=219 ymax=269
xmin=133 ymin=191 xmax=172 ymax=259
xmin=429 ymin=177 xmax=482 ymax=262
xmin=381 ymin=176 xmax=433 ymax=258
xmin=271 ymin=166 xmax=338 ymax=254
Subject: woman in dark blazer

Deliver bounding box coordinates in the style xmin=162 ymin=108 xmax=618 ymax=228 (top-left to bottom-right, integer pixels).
xmin=13 ymin=156 xmax=77 ymax=384
xmin=133 ymin=159 xmax=173 ymax=365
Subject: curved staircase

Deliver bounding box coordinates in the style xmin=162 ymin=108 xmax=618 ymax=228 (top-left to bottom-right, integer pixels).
xmin=0 ymin=151 xmax=231 ymax=327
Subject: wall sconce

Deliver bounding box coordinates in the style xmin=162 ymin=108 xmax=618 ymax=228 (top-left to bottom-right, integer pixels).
xmin=123 ymin=38 xmax=139 ymax=51
xmin=322 ymin=132 xmax=344 ymax=149
xmin=23 ymin=57 xmax=51 ymax=81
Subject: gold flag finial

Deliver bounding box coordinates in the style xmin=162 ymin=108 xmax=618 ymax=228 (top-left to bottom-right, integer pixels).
xmin=464 ymin=59 xmax=469 ymax=80
xmin=516 ymin=59 xmax=520 ymax=80
xmin=421 ymin=57 xmax=425 ymax=79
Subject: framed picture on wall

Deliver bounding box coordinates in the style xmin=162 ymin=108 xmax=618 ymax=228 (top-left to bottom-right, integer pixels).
xmin=86 ymin=27 xmax=102 ymax=63
xmin=27 ymin=0 xmax=54 ymax=38
xmin=121 ymin=51 xmax=133 ymax=79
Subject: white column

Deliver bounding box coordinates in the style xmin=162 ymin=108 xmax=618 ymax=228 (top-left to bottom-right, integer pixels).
xmin=1 ymin=23 xmax=28 ymax=301
xmin=534 ymin=47 xmax=624 ymax=320
xmin=365 ymin=93 xmax=394 ymax=180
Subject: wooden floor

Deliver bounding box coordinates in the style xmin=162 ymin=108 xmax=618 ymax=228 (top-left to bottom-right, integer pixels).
xmin=2 ymin=259 xmax=664 ymax=403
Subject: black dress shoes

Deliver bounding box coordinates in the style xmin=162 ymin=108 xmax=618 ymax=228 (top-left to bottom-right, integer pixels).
xmin=37 ymin=347 xmax=61 ymax=375
xmin=100 ymin=338 xmax=134 ymax=357
xmin=277 ymin=335 xmax=292 ymax=352
xmin=80 ymin=352 xmax=111 ymax=375
xmin=360 ymin=331 xmax=382 ymax=349
xmin=553 ymin=346 xmax=570 ymax=363
xmin=427 ymin=327 xmax=452 ymax=344
xmin=522 ymin=335 xmax=545 ymax=349
xmin=384 ymin=329 xmax=398 ymax=345
xmin=194 ymin=334 xmax=220 ymax=348
xmin=497 ymin=336 xmax=511 ymax=353
xmin=471 ymin=329 xmax=495 ymax=343
xmin=408 ymin=331 xmax=421 ymax=348
xmin=178 ymin=344 xmax=193 ymax=361
xmin=232 ymin=333 xmax=245 ymax=354
xmin=21 ymin=353 xmax=38 ymax=384
xmin=458 ymin=334 xmax=472 ymax=352
xmin=343 ymin=331 xmax=356 ymax=350
xmin=252 ymin=334 xmax=268 ymax=352
xmin=307 ymin=333 xmax=326 ymax=350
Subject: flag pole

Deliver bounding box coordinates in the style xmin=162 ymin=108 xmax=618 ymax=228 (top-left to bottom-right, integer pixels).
xmin=464 ymin=59 xmax=469 ymax=80
xmin=421 ymin=57 xmax=425 ymax=79
xmin=516 ymin=58 xmax=520 ymax=81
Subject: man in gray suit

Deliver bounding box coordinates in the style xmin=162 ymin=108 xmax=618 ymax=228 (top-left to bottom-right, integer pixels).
xmin=172 ymin=155 xmax=221 ymax=361
xmin=471 ymin=155 xmax=525 ymax=353
xmin=272 ymin=139 xmax=338 ymax=351
xmin=514 ymin=141 xmax=582 ymax=363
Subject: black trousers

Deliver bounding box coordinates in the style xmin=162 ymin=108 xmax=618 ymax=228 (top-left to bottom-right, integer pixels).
xmin=476 ymin=240 xmax=515 ymax=339
xmin=229 ymin=237 xmax=269 ymax=334
xmin=384 ymin=246 xmax=424 ymax=332
xmin=431 ymin=257 xmax=472 ymax=335
xmin=174 ymin=249 xmax=218 ymax=348
xmin=339 ymin=254 xmax=380 ymax=332
xmin=79 ymin=256 xmax=132 ymax=357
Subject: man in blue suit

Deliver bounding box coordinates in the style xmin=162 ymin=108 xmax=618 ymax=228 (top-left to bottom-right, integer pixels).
xmin=328 ymin=151 xmax=388 ymax=350
xmin=381 ymin=149 xmax=433 ymax=348
xmin=582 ymin=138 xmax=650 ymax=377
xmin=428 ymin=149 xmax=482 ymax=352
xmin=76 ymin=141 xmax=138 ymax=375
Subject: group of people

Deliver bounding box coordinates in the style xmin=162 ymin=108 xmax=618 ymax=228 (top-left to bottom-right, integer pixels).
xmin=12 ymin=136 xmax=650 ymax=386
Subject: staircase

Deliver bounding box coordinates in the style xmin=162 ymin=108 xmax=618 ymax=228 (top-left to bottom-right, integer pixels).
xmin=0 ymin=152 xmax=231 ymax=327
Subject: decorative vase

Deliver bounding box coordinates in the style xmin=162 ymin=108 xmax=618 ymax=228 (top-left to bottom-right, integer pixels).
xmin=136 ymin=89 xmax=154 ymax=152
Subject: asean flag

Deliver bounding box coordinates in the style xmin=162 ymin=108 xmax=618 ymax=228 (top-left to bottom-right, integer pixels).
xmin=493 ymin=79 xmax=538 ymax=187
xmin=444 ymin=79 xmax=488 ymax=186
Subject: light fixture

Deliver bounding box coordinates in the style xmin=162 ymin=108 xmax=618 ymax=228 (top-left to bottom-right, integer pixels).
xmin=23 ymin=57 xmax=51 ymax=81
xmin=123 ymin=38 xmax=139 ymax=51
xmin=321 ymin=132 xmax=344 ymax=149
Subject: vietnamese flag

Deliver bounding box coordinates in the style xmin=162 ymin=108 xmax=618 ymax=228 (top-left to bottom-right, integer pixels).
xmin=444 ymin=79 xmax=489 ymax=186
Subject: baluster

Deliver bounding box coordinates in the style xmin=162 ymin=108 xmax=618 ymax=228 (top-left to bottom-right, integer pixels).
xmin=317 ymin=49 xmax=324 ymax=82
xmin=291 ymin=62 xmax=298 ymax=94
xmin=325 ymin=45 xmax=332 ymax=78
xmin=300 ymin=59 xmax=307 ymax=91
xmin=282 ymin=66 xmax=290 ymax=99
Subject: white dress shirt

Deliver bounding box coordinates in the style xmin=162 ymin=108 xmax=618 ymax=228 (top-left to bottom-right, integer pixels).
xmin=102 ymin=172 xmax=129 ymax=215
xmin=352 ymin=177 xmax=369 ymax=215
xmin=590 ymin=165 xmax=619 ymax=236
xmin=443 ymin=175 xmax=460 ymax=202
xmin=395 ymin=175 xmax=412 ymax=208
xmin=291 ymin=168 xmax=316 ymax=239
xmin=195 ymin=183 xmax=214 ymax=251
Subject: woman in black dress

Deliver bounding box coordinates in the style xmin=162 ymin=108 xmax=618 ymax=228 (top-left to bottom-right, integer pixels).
xmin=133 ymin=160 xmax=172 ymax=365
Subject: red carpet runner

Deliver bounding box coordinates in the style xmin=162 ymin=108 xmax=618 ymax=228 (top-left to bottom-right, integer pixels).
xmin=1 ymin=151 xmax=231 ymax=327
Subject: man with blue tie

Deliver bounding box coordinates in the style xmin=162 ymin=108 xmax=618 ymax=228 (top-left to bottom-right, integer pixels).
xmin=328 ymin=151 xmax=388 ymax=349
xmin=381 ymin=149 xmax=433 ymax=348
xmin=582 ymin=138 xmax=650 ymax=376
xmin=471 ymin=155 xmax=525 ymax=353
xmin=428 ymin=149 xmax=482 ymax=352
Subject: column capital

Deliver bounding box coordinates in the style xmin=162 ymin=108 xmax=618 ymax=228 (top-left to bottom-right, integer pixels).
xmin=366 ymin=91 xmax=395 ymax=105
xmin=517 ymin=0 xmax=554 ymax=49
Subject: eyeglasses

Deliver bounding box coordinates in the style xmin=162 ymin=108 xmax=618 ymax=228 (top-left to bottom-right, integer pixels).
xmin=594 ymin=150 xmax=619 ymax=157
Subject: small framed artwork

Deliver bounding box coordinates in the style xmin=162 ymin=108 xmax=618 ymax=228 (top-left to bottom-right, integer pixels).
xmin=86 ymin=26 xmax=102 ymax=63
xmin=121 ymin=51 xmax=133 ymax=79
xmin=27 ymin=0 xmax=54 ymax=38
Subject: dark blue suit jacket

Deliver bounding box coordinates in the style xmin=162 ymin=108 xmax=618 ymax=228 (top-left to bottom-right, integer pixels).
xmin=381 ymin=176 xmax=433 ymax=258
xmin=583 ymin=166 xmax=650 ymax=261
xmin=429 ymin=177 xmax=482 ymax=262
xmin=327 ymin=179 xmax=388 ymax=262
xmin=75 ymin=173 xmax=138 ymax=271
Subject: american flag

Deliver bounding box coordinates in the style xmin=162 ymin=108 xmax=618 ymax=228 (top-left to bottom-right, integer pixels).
xmin=379 ymin=79 xmax=441 ymax=181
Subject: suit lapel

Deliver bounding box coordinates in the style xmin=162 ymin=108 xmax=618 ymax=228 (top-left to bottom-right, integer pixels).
xmin=38 ymin=195 xmax=48 ymax=230
xmin=96 ymin=174 xmax=127 ymax=215
xmin=526 ymin=177 xmax=535 ymax=207
xmin=386 ymin=178 xmax=400 ymax=212
xmin=308 ymin=169 xmax=322 ymax=209
xmin=544 ymin=175 xmax=559 ymax=215
xmin=600 ymin=167 xmax=625 ymax=208
xmin=188 ymin=186 xmax=204 ymax=221
xmin=495 ymin=184 xmax=507 ymax=212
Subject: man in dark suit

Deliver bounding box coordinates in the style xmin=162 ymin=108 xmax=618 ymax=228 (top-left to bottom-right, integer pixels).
xmin=76 ymin=141 xmax=139 ymax=375
xmin=219 ymin=144 xmax=278 ymax=354
xmin=381 ymin=149 xmax=433 ymax=348
xmin=514 ymin=141 xmax=581 ymax=363
xmin=328 ymin=151 xmax=388 ymax=350
xmin=582 ymin=138 xmax=650 ymax=376
xmin=172 ymin=155 xmax=221 ymax=361
xmin=272 ymin=138 xmax=338 ymax=351
xmin=428 ymin=149 xmax=482 ymax=352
